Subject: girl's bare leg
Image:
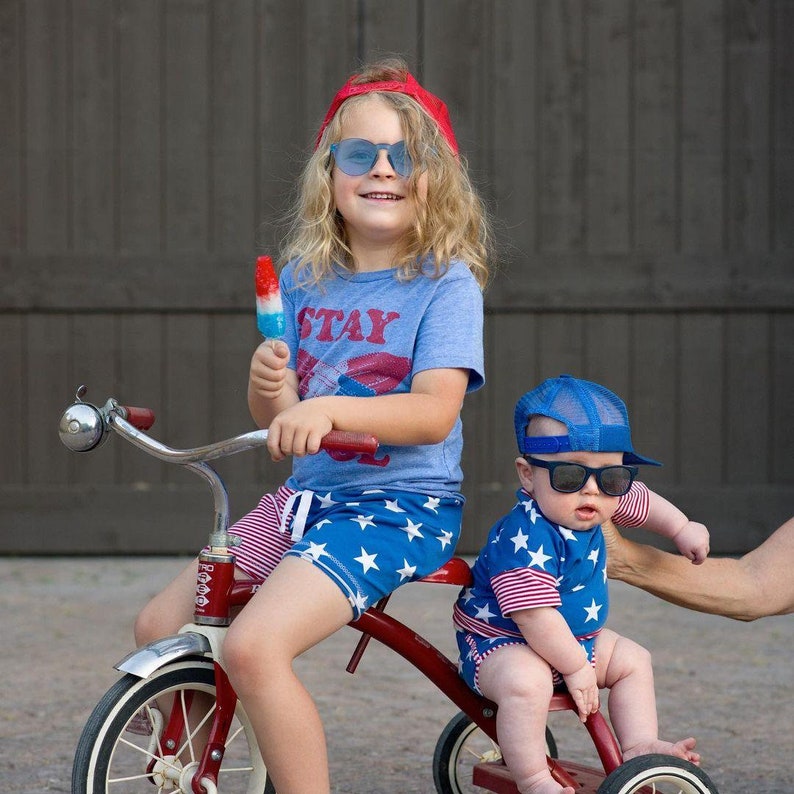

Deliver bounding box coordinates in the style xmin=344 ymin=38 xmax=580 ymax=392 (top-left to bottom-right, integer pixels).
xmin=478 ymin=645 xmax=574 ymax=794
xmin=596 ymin=629 xmax=700 ymax=764
xmin=134 ymin=558 xmax=200 ymax=644
xmin=222 ymin=555 xmax=353 ymax=794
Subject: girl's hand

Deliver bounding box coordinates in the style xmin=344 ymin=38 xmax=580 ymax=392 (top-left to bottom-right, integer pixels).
xmin=562 ymin=662 xmax=599 ymax=722
xmin=265 ymin=399 xmax=334 ymax=461
xmin=249 ymin=340 xmax=290 ymax=400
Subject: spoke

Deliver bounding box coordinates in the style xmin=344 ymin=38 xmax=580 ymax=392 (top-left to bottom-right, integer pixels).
xmin=116 ymin=735 xmax=166 ymax=765
xmin=178 ymin=691 xmax=196 ymax=763
xmin=463 ymin=741 xmax=499 ymax=761
xmin=175 ymin=698 xmax=216 ymax=760
xmin=226 ymin=723 xmax=245 ymax=745
xmin=106 ymin=767 xmax=157 ymax=784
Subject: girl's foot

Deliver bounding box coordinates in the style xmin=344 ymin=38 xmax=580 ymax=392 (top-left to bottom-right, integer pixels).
xmin=623 ymin=736 xmax=700 ymax=765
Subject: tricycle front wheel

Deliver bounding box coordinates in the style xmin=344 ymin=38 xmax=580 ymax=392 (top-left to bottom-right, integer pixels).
xmin=72 ymin=659 xmax=274 ymax=794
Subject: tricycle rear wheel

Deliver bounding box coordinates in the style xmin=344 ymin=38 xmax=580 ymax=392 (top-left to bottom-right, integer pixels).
xmin=433 ymin=711 xmax=557 ymax=794
xmin=596 ymin=754 xmax=719 ymax=794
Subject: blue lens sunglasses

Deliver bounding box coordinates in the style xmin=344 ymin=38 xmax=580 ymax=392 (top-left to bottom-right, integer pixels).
xmin=330 ymin=138 xmax=413 ymax=177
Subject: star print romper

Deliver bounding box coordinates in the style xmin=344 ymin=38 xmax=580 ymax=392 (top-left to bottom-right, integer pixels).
xmin=453 ymin=485 xmax=649 ymax=693
xmin=225 ymin=258 xmax=485 ymax=619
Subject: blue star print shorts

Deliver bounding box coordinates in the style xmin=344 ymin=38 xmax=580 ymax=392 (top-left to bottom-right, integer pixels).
xmin=230 ymin=486 xmax=463 ymax=618
xmin=456 ymin=630 xmax=599 ymax=694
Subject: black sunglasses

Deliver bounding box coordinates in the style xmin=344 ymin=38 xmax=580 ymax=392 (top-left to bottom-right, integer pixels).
xmin=525 ymin=457 xmax=638 ymax=497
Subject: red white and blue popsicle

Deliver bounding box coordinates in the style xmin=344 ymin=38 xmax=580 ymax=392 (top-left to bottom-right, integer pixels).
xmin=255 ymin=255 xmax=286 ymax=338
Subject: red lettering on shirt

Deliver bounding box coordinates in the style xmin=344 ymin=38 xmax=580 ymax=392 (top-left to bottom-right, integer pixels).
xmin=366 ymin=310 xmax=400 ymax=344
xmin=338 ymin=310 xmax=365 ymax=342
xmin=296 ymin=307 xmax=401 ymax=344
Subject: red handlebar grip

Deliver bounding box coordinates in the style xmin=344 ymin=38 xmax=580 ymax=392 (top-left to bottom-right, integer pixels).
xmin=122 ymin=405 xmax=156 ymax=431
xmin=320 ymin=430 xmax=378 ymax=454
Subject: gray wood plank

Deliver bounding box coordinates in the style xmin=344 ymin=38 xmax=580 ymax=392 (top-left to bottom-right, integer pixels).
xmin=71 ymin=0 xmax=115 ymax=252
xmin=254 ymin=0 xmax=355 ymax=253
xmin=0 ymin=314 xmax=25 ymax=483
xmin=361 ymin=0 xmax=419 ymax=66
xmin=301 ymin=0 xmax=358 ymax=137
xmin=724 ymin=313 xmax=770 ymax=482
xmin=633 ymin=0 xmax=678 ymax=251
xmin=210 ymin=0 xmax=258 ymax=253
xmin=726 ymin=0 xmax=771 ymax=252
xmin=536 ymin=0 xmax=586 ymax=251
xmin=586 ymin=0 xmax=631 ymax=254
xmin=680 ymin=0 xmax=725 ymax=253
xmin=0 ymin=0 xmax=22 ymax=249
xmin=117 ymin=313 xmax=168 ymax=484
xmin=117 ymin=0 xmax=161 ymax=253
xmin=26 ymin=314 xmax=71 ymax=485
xmin=24 ymin=0 xmax=70 ymax=252
xmin=771 ymin=312 xmax=794 ymax=482
xmin=536 ymin=312 xmax=585 ymax=375
xmin=162 ymin=314 xmax=213 ymax=487
xmin=629 ymin=313 xmax=678 ymax=486
xmin=164 ymin=0 xmax=211 ymax=252
xmin=582 ymin=313 xmax=631 ymax=398
xmin=678 ymin=314 xmax=724 ymax=485
xmin=772 ymin=2 xmax=794 ymax=250
xmin=489 ymin=0 xmax=539 ymax=262
xmin=423 ymin=0 xmax=489 ymax=166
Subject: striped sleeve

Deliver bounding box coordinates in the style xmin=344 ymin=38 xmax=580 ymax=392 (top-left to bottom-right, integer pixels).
xmin=452 ymin=603 xmax=523 ymax=639
xmin=492 ymin=567 xmax=561 ymax=616
xmin=613 ymin=480 xmax=650 ymax=528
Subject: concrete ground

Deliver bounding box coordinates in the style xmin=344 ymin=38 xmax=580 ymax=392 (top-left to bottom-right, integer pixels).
xmin=1 ymin=556 xmax=791 ymax=793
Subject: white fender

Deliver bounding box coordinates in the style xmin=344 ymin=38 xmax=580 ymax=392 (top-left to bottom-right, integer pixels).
xmin=115 ymin=624 xmax=228 ymax=678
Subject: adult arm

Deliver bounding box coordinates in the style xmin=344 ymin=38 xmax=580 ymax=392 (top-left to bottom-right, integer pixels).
xmin=603 ymin=516 xmax=794 ymax=621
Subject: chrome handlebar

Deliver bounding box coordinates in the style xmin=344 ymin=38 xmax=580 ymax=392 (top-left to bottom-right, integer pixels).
xmin=57 ymin=386 xmax=262 ymax=547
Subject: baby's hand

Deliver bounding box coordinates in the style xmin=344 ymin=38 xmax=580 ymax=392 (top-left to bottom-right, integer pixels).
xmin=249 ymin=339 xmax=290 ymax=400
xmin=562 ymin=662 xmax=599 ymax=723
xmin=673 ymin=520 xmax=710 ymax=565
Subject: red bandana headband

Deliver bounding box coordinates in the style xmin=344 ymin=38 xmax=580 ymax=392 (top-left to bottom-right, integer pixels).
xmin=314 ymin=72 xmax=459 ymax=155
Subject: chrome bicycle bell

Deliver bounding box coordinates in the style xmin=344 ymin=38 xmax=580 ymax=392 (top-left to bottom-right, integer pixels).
xmin=58 ymin=386 xmax=108 ymax=452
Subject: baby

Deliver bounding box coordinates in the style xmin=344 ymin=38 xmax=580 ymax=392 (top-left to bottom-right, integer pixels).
xmin=453 ymin=374 xmax=708 ymax=794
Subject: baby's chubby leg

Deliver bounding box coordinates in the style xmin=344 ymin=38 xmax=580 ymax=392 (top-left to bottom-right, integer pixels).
xmin=595 ymin=629 xmax=700 ymax=765
xmin=478 ymin=645 xmax=574 ymax=794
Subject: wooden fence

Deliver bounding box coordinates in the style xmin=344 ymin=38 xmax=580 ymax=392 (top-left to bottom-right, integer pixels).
xmin=1 ymin=0 xmax=792 ymax=555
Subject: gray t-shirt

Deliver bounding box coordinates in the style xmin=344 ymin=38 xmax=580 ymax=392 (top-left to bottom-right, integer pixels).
xmin=280 ymin=259 xmax=484 ymax=498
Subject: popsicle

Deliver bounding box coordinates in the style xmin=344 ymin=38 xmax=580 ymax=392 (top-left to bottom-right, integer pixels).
xmin=255 ymin=255 xmax=286 ymax=338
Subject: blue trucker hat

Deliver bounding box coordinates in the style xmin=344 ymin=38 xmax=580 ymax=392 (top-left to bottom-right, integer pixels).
xmin=514 ymin=374 xmax=661 ymax=466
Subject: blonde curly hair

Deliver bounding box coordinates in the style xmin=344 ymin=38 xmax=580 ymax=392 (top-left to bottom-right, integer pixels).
xmin=279 ymin=58 xmax=491 ymax=290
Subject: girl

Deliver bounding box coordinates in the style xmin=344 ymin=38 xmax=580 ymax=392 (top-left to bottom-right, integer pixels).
xmin=134 ymin=57 xmax=491 ymax=793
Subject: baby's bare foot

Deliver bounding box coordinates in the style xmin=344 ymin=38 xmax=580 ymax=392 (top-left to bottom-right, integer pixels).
xmin=623 ymin=737 xmax=700 ymax=765
xmin=516 ymin=768 xmax=575 ymax=794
